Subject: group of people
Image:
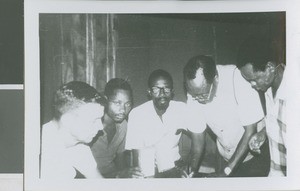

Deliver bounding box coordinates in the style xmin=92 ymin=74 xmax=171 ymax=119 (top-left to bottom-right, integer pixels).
xmin=40 ymin=37 xmax=286 ymax=179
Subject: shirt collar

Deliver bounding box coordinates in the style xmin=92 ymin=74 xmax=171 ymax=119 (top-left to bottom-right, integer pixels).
xmin=266 ymin=70 xmax=286 ymax=101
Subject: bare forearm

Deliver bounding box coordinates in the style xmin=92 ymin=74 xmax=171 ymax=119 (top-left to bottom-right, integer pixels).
xmin=132 ymin=149 xmax=140 ymax=167
xmin=228 ymin=124 xmax=257 ymax=171
xmin=190 ymin=132 xmax=206 ymax=173
xmin=116 ymin=150 xmax=144 ymax=178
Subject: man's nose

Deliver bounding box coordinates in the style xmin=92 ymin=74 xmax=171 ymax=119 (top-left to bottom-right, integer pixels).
xmin=118 ymin=103 xmax=126 ymax=112
xmin=158 ymin=88 xmax=166 ymax=96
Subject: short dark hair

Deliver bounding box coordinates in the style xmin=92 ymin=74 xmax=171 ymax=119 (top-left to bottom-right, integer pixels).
xmin=148 ymin=69 xmax=173 ymax=88
xmin=183 ymin=55 xmax=217 ymax=84
xmin=104 ymin=78 xmax=133 ymax=100
xmin=236 ymin=36 xmax=283 ymax=71
xmin=53 ymin=81 xmax=104 ymax=120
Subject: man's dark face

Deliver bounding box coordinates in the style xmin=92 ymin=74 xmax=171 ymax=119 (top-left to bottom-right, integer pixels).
xmin=149 ymin=76 xmax=173 ymax=112
xmin=239 ymin=63 xmax=275 ymax=92
xmin=106 ymin=89 xmax=132 ymax=123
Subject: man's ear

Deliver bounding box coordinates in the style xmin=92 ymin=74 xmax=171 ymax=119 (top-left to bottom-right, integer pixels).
xmin=171 ymin=88 xmax=175 ymax=98
xmin=147 ymin=89 xmax=152 ymax=100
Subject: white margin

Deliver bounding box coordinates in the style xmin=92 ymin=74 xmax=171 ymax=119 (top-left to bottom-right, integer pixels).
xmin=0 ymin=85 xmax=24 ymax=90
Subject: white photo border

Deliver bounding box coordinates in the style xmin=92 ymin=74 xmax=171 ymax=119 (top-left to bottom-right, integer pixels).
xmin=25 ymin=0 xmax=300 ymax=191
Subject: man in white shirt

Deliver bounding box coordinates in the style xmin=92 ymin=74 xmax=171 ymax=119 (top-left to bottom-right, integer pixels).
xmin=184 ymin=55 xmax=269 ymax=177
xmin=237 ymin=37 xmax=286 ymax=176
xmin=125 ymin=69 xmax=188 ymax=178
xmin=40 ymin=81 xmax=104 ymax=179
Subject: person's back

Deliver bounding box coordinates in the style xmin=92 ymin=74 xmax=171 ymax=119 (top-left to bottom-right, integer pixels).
xmin=40 ymin=81 xmax=104 ymax=179
xmin=41 ymin=121 xmax=76 ymax=178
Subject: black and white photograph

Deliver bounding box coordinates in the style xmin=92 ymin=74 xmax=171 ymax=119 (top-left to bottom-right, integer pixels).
xmin=25 ymin=1 xmax=300 ymax=191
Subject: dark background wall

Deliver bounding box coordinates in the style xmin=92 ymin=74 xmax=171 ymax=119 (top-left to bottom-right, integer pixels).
xmin=116 ymin=13 xmax=284 ymax=106
xmin=41 ymin=13 xmax=285 ymax=122
xmin=0 ymin=90 xmax=24 ymax=173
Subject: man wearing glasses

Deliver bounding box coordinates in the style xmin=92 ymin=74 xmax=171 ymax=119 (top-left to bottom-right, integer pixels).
xmin=184 ymin=55 xmax=270 ymax=177
xmin=125 ymin=69 xmax=188 ymax=178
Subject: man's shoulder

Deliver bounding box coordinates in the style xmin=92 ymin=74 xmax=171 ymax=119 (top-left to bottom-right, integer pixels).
xmin=69 ymin=143 xmax=91 ymax=153
xmin=217 ymin=65 xmax=253 ymax=93
xmin=42 ymin=120 xmax=54 ymax=128
xmin=276 ymin=70 xmax=287 ymax=100
xmin=217 ymin=64 xmax=236 ymax=70
xmin=42 ymin=120 xmax=57 ymax=136
xmin=169 ymin=100 xmax=186 ymax=108
xmin=130 ymin=101 xmax=152 ymax=114
xmin=217 ymin=64 xmax=236 ymax=76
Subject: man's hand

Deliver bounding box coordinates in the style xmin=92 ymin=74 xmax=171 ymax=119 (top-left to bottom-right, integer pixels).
xmin=249 ymin=130 xmax=266 ymax=154
xmin=174 ymin=159 xmax=195 ymax=178
xmin=117 ymin=167 xmax=144 ymax=178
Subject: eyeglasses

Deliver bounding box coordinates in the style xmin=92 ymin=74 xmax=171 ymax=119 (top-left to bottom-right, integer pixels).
xmin=151 ymin=86 xmax=172 ymax=94
xmin=192 ymin=83 xmax=213 ymax=103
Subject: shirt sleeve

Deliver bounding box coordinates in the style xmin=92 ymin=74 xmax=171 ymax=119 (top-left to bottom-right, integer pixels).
xmin=69 ymin=144 xmax=101 ymax=178
xmin=185 ymin=94 xmax=207 ymax=133
xmin=278 ymin=99 xmax=286 ymax=146
xmin=116 ymin=134 xmax=126 ymax=154
xmin=233 ymin=68 xmax=264 ymax=126
xmin=125 ymin=110 xmax=145 ymax=150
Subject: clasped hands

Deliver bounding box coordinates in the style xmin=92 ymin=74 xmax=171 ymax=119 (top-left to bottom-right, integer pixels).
xmin=248 ymin=130 xmax=267 ymax=154
xmin=174 ymin=159 xmax=195 ymax=178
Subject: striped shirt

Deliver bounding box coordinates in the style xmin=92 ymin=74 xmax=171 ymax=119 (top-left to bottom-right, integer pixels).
xmin=265 ymin=71 xmax=287 ymax=176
